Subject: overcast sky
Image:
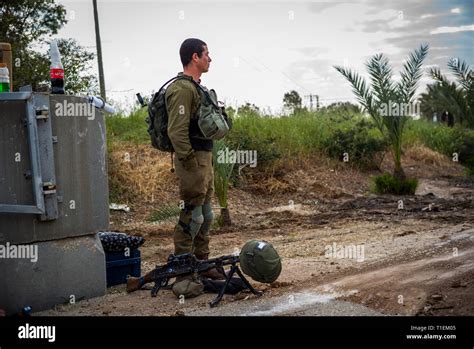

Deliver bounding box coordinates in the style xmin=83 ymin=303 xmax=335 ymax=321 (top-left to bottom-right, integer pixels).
xmin=56 ymin=0 xmax=473 ymax=113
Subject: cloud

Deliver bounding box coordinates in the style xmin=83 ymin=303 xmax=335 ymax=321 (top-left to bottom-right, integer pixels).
xmin=344 ymin=0 xmax=473 ymax=73
xmin=356 ymin=0 xmax=472 ymax=35
xmin=57 ymin=0 xmax=473 ymax=111
xmin=307 ymin=2 xmax=345 ymax=13
xmin=430 ymin=24 xmax=474 ymax=34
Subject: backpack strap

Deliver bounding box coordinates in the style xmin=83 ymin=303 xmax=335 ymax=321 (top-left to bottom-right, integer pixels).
xmin=158 ymin=75 xmax=181 ymax=94
xmin=160 ymin=74 xmax=215 ymax=112
xmin=175 ymin=74 xmax=220 ymax=109
xmin=158 ymin=75 xmax=182 ymax=118
xmin=160 ymin=74 xmax=218 ymax=109
xmin=157 ymin=76 xmax=181 ymax=173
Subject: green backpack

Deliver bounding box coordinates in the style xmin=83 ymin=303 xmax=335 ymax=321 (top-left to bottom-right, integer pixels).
xmin=145 ymin=75 xmax=231 ymax=152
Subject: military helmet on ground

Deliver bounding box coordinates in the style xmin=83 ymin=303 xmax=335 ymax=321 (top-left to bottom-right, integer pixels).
xmin=239 ymin=240 xmax=282 ymax=283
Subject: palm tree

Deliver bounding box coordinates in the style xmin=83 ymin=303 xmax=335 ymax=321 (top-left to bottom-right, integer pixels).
xmin=424 ymin=58 xmax=473 ymax=128
xmin=419 ymin=83 xmax=450 ymax=122
xmin=212 ymin=140 xmax=236 ymax=226
xmin=334 ymin=44 xmax=429 ymax=180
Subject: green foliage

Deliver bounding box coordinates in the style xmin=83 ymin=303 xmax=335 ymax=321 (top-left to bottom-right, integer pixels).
xmin=212 ymin=140 xmax=236 ymax=209
xmin=106 ymin=108 xmax=149 ymax=146
xmin=283 ymin=90 xmax=303 ymax=114
xmin=213 ymin=214 xmax=225 ymax=229
xmin=404 ymin=119 xmax=474 ymax=174
xmin=335 ymin=44 xmax=429 ymax=178
xmin=405 ymin=120 xmax=463 ymax=154
xmin=0 ymin=0 xmax=97 ymax=93
xmin=235 ymin=102 xmax=261 ymax=117
xmin=420 ymin=58 xmax=473 ymax=128
xmin=319 ymin=102 xmax=361 ymax=115
xmin=447 ymin=128 xmax=474 ymax=175
xmin=226 ymin=127 xmax=281 ymax=166
xmin=323 ymin=118 xmax=387 ymax=169
xmin=0 ymin=0 xmax=67 ymax=46
xmin=419 ymin=83 xmax=451 ymax=122
xmin=372 ymin=173 xmax=418 ymax=195
xmin=105 ymin=105 xmax=474 ymax=176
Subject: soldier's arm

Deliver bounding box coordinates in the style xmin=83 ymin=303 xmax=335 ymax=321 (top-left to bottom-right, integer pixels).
xmin=167 ymin=87 xmax=196 ymax=167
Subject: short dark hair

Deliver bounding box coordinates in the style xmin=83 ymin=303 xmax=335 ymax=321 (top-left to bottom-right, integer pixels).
xmin=179 ymin=38 xmax=207 ymax=67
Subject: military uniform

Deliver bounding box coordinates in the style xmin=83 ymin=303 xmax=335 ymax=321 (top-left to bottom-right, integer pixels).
xmin=166 ymin=73 xmax=214 ymax=257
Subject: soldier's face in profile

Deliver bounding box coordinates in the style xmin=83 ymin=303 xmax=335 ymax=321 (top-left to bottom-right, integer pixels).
xmin=196 ymin=45 xmax=211 ymax=73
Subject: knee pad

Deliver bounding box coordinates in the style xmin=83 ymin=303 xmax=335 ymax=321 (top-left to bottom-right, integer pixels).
xmin=189 ymin=206 xmax=204 ymax=239
xmin=200 ymin=202 xmax=214 ymax=233
xmin=202 ymin=202 xmax=214 ymax=222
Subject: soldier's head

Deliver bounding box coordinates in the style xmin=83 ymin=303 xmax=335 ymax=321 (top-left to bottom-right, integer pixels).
xmin=180 ymin=38 xmax=211 ymax=73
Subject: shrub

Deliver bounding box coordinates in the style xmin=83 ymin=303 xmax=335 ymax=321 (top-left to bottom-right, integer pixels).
xmin=405 ymin=120 xmax=474 ymax=175
xmin=323 ymin=118 xmax=387 ymax=169
xmin=372 ymin=173 xmax=418 ymax=195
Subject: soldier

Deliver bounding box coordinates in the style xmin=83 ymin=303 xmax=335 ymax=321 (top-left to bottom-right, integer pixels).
xmin=166 ymin=38 xmax=224 ymax=281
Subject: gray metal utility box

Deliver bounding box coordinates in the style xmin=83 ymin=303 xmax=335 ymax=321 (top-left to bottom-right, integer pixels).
xmin=0 ymin=92 xmax=109 ymax=314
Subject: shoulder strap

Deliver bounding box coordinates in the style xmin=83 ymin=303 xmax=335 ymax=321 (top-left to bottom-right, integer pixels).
xmin=176 ymin=75 xmax=220 ymax=109
xmin=159 ymin=75 xmax=188 ymax=116
xmin=157 ymin=75 xmax=181 ymax=95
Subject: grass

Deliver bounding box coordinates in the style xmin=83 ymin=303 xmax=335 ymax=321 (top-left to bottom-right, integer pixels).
xmin=105 ymin=106 xmax=474 ymax=207
xmin=106 ymin=107 xmax=369 ymax=161
xmin=405 ymin=119 xmax=465 ymax=155
xmin=405 ymin=119 xmax=474 ymax=174
xmin=106 ymin=107 xmax=149 ymax=149
xmin=225 ymin=108 xmax=382 ymax=164
xmin=105 ymin=106 xmax=474 ymax=177
xmin=147 ymin=203 xmax=181 ymax=223
xmin=372 ymin=173 xmax=418 ymax=195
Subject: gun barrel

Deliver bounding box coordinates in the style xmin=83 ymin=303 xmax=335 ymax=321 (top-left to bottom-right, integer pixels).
xmin=128 ymin=253 xmax=241 ymax=295
xmin=136 ymin=93 xmax=146 ymax=107
xmin=207 ymin=254 xmax=240 ymax=264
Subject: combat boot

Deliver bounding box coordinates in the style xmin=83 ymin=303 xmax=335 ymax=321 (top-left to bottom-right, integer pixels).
xmin=195 ymin=253 xmax=226 ymax=280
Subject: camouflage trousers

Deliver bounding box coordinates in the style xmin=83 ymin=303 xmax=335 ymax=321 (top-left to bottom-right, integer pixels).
xmin=173 ymin=150 xmax=214 ymax=255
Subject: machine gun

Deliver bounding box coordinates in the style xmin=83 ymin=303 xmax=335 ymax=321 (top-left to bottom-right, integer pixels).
xmin=126 ymin=253 xmax=262 ymax=307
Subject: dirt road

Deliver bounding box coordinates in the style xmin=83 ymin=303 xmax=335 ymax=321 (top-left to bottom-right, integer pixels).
xmin=35 ymin=174 xmax=474 ymax=316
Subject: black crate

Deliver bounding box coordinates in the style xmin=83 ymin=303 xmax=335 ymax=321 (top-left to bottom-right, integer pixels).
xmin=105 ymin=248 xmax=141 ymax=287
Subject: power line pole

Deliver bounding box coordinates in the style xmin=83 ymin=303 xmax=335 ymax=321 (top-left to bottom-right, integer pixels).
xmin=93 ymin=0 xmax=106 ymax=100
xmin=305 ymin=94 xmax=319 ymax=111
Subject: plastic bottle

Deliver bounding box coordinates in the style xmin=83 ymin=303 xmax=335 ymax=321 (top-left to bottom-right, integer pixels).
xmin=0 ymin=63 xmax=10 ymax=92
xmin=0 ymin=43 xmax=13 ymax=91
xmin=50 ymin=40 xmax=65 ymax=94
xmin=87 ymin=95 xmax=116 ymax=114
